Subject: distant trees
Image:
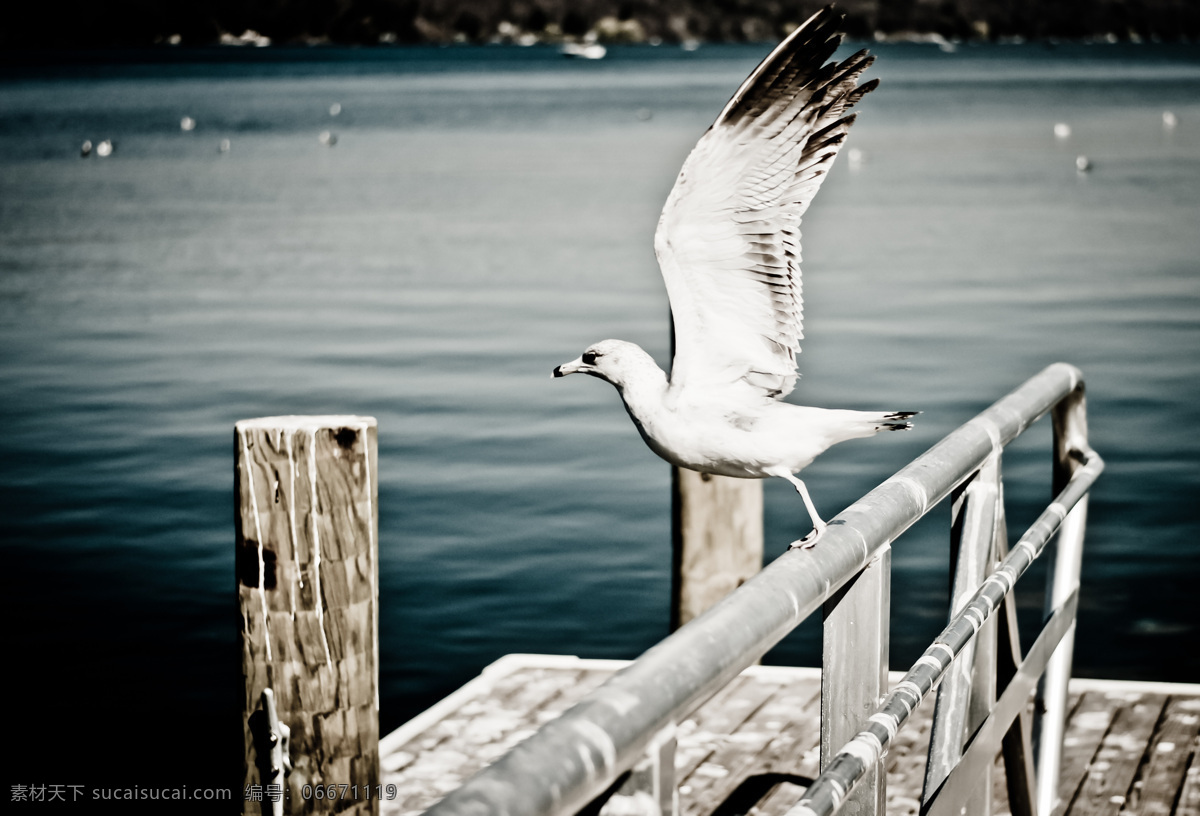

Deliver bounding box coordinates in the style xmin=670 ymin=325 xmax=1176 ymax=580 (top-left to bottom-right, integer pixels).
xmin=4 ymin=0 xmax=1197 ymax=49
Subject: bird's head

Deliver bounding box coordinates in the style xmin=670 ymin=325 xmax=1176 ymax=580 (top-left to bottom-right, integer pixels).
xmin=552 ymin=339 xmax=657 ymax=390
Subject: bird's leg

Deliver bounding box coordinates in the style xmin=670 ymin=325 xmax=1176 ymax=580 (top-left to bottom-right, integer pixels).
xmin=780 ymin=473 xmax=826 ymax=548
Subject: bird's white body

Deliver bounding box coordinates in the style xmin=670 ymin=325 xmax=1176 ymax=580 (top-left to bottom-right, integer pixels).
xmin=596 ymin=340 xmax=884 ymax=479
xmin=554 ymin=9 xmax=915 ymax=543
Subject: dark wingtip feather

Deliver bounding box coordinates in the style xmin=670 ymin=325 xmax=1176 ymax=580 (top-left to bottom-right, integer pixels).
xmin=716 ymin=5 xmax=852 ymax=127
xmin=847 ymin=77 xmax=881 ymax=106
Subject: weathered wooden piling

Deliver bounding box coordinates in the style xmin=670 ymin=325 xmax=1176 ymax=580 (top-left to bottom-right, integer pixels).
xmin=671 ymin=469 xmax=764 ymax=629
xmin=668 ymin=317 xmax=766 ymax=630
xmin=237 ymin=416 xmax=379 ymax=815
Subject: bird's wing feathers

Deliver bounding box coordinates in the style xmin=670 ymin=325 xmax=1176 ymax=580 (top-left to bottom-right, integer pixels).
xmin=655 ymin=7 xmax=876 ymax=401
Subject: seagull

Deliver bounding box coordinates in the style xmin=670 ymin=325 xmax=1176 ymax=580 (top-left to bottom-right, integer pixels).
xmin=553 ymin=7 xmax=916 ymax=546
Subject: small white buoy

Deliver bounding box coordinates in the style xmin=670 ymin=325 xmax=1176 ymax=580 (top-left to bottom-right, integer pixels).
xmin=81 ymin=139 xmax=93 ymax=157
xmin=218 ymin=138 xmax=232 ymax=153
xmin=329 ymin=102 xmax=342 ymax=117
xmin=560 ymin=42 xmax=607 ymax=59
xmin=181 ymin=116 xmax=196 ymax=131
xmin=1054 ymin=122 xmax=1071 ymax=139
xmin=319 ymin=130 xmax=337 ymax=147
xmin=96 ymin=139 xmax=113 ymax=157
xmin=636 ymin=108 xmax=652 ymax=122
xmin=1163 ymin=110 xmax=1177 ymax=130
xmin=1075 ymin=155 xmax=1092 ymax=172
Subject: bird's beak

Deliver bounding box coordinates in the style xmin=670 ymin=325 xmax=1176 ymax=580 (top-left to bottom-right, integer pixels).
xmin=552 ymin=357 xmax=586 ymax=379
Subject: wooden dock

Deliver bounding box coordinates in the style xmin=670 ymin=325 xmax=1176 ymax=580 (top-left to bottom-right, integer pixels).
xmin=380 ymin=654 xmax=1200 ymax=816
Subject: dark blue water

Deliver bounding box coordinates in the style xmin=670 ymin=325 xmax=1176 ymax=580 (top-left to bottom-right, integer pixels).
xmin=2 ymin=42 xmax=1198 ymax=802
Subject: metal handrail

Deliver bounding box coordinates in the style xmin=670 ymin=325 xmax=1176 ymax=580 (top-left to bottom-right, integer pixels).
xmin=422 ymin=362 xmax=1093 ymax=816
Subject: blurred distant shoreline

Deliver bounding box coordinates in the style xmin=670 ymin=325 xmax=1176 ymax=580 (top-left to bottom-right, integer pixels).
xmin=3 ymin=0 xmax=1197 ymax=51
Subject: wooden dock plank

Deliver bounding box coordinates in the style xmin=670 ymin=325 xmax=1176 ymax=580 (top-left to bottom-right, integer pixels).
xmin=992 ymin=695 xmax=1079 ymax=816
xmin=752 ymin=779 xmax=810 ymax=816
xmin=1121 ymin=696 xmax=1200 ymax=816
xmin=1175 ymin=739 xmax=1200 ymax=816
xmin=678 ymin=678 xmax=820 ymax=816
xmin=1064 ymin=692 xmax=1167 ymax=816
xmin=386 ymin=661 xmax=567 ymax=768
xmin=388 ymin=664 xmax=600 ymax=814
xmin=676 ymin=674 xmax=787 ymax=785
xmin=753 ymin=686 xmax=824 ymax=780
xmin=380 ymin=657 xmax=1200 ymax=816
xmin=1053 ymin=691 xmax=1121 ymax=816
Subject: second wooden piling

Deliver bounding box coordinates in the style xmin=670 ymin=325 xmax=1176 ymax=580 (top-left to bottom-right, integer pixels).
xmin=671 ymin=469 xmax=764 ymax=629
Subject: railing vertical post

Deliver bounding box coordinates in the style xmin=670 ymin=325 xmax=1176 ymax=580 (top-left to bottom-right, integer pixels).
xmin=821 ymin=546 xmax=890 ymax=815
xmin=923 ymin=455 xmax=1000 ymax=812
xmin=598 ymin=726 xmax=678 ymax=816
xmin=237 ymin=416 xmax=380 ymax=815
xmin=1035 ymin=383 xmax=1089 ymax=816
xmin=996 ymin=507 xmax=1038 ymax=816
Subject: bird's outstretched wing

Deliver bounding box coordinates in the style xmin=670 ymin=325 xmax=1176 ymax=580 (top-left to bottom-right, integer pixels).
xmin=655 ymin=6 xmax=876 ymax=402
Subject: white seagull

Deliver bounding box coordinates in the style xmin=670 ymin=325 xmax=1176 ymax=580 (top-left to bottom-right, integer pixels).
xmin=553 ymin=7 xmax=916 ymax=546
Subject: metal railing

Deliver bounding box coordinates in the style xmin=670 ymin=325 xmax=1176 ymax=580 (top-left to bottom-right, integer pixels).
xmin=422 ymin=362 xmax=1102 ymax=816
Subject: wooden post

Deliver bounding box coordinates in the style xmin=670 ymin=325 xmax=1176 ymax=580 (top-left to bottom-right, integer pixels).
xmin=237 ymin=416 xmax=379 ymax=815
xmin=670 ymin=468 xmax=764 ymax=629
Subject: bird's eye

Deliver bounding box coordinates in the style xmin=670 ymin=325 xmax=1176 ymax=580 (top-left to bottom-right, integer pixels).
xmin=582 ymin=351 xmax=599 ymax=365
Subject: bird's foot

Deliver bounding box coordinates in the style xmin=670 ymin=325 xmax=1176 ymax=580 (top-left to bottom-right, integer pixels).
xmin=790 ymin=523 xmax=826 ymax=550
